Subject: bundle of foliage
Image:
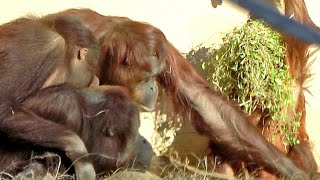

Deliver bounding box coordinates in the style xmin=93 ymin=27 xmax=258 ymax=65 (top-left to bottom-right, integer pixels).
xmin=187 ymin=20 xmax=299 ymax=146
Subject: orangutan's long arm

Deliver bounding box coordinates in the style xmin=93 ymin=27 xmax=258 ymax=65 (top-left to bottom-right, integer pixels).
xmin=158 ymin=42 xmax=307 ymax=178
xmin=178 ymin=78 xmax=305 ymax=178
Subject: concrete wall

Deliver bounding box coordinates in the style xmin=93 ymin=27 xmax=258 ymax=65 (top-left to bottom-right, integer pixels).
xmin=0 ymin=0 xmax=248 ymax=53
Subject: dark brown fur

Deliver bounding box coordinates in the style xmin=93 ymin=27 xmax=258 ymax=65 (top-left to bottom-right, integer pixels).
xmin=0 ymin=14 xmax=99 ymax=179
xmin=0 ymin=85 xmax=149 ymax=176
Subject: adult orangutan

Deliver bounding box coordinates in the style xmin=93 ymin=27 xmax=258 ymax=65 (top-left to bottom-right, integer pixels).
xmin=60 ymin=8 xmax=319 ymax=178
xmin=0 ymin=13 xmax=155 ymax=179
